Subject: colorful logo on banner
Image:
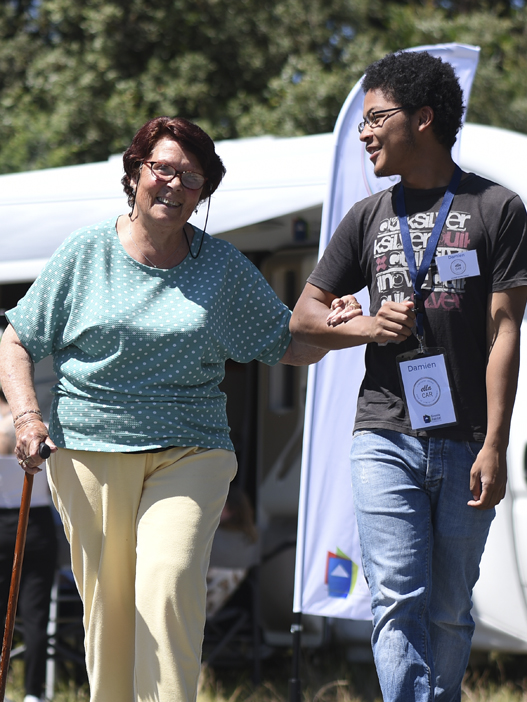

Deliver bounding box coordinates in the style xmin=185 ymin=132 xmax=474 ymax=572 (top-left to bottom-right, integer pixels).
xmin=326 ymin=548 xmax=359 ymax=598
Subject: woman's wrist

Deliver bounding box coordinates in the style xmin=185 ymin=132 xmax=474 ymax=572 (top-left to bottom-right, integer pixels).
xmin=14 ymin=415 xmax=46 ymax=432
xmin=13 ymin=408 xmax=42 ymax=423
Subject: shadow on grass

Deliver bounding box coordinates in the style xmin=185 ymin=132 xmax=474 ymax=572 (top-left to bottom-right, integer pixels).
xmin=463 ymin=652 xmax=527 ymax=701
xmin=200 ymin=646 xmax=382 ymax=702
xmin=7 ymin=642 xmax=527 ymax=701
xmin=200 ymin=648 xmax=527 ymax=702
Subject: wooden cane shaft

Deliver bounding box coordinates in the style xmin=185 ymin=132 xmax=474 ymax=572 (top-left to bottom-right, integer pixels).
xmin=0 ymin=472 xmax=34 ymax=702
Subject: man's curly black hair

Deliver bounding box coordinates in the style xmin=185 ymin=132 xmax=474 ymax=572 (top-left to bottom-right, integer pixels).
xmin=362 ymin=51 xmax=465 ymax=150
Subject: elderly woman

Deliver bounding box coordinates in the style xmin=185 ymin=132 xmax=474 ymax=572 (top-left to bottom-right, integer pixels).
xmin=0 ymin=117 xmax=358 ymax=702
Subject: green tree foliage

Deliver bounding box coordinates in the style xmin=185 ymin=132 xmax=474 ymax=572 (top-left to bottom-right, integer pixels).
xmin=0 ymin=0 xmax=525 ymax=173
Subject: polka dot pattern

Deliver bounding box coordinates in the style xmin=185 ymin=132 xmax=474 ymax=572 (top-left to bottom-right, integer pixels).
xmin=7 ymin=218 xmax=292 ymax=452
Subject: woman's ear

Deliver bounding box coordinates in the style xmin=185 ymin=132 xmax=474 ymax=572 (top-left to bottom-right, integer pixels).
xmin=130 ymin=162 xmax=144 ymax=190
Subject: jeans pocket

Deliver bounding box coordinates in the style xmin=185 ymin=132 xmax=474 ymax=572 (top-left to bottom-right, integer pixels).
xmin=465 ymin=440 xmax=484 ymax=460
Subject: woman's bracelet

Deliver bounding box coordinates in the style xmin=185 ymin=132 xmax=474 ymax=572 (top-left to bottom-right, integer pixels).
xmin=13 ymin=409 xmax=43 ymax=423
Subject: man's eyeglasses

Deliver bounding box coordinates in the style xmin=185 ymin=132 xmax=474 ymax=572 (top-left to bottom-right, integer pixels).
xmin=358 ymin=106 xmax=409 ymax=135
xmin=143 ymin=161 xmax=207 ymax=190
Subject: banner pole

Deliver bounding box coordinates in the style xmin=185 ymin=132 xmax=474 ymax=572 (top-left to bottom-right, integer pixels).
xmin=288 ymin=612 xmax=303 ymax=702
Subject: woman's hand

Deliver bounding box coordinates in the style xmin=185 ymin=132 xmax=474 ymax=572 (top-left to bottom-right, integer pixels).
xmin=326 ymin=295 xmax=363 ymax=327
xmin=0 ymin=324 xmax=57 ymax=473
xmin=14 ymin=416 xmax=56 ymax=474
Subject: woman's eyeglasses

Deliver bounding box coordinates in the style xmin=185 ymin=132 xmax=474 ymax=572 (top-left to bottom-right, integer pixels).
xmin=143 ymin=161 xmax=207 ymax=190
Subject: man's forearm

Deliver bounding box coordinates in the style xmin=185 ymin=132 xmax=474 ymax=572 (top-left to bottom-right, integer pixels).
xmin=467 ymin=329 xmax=519 ymax=508
xmin=290 ymin=306 xmax=375 ymax=350
xmin=468 ymin=288 xmax=527 ymax=509
xmin=291 ymin=284 xmax=416 ymax=350
xmin=484 ymin=287 xmax=527 ymax=450
xmin=484 ymin=327 xmax=521 ymax=451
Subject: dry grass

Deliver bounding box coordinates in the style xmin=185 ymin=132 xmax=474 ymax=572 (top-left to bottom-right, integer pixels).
xmin=5 ymin=647 xmax=527 ymax=701
xmin=5 ymin=656 xmax=89 ymax=702
xmin=197 ymin=648 xmax=527 ymax=702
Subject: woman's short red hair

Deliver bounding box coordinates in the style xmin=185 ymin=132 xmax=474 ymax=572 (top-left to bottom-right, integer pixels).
xmin=122 ymin=116 xmax=226 ymax=207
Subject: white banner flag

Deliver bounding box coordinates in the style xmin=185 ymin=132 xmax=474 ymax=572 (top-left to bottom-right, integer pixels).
xmin=293 ymin=43 xmax=481 ymax=619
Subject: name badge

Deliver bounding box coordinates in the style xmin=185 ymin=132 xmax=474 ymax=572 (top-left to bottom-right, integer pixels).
xmin=436 ymin=250 xmax=480 ymax=282
xmin=396 ymin=348 xmax=457 ymax=430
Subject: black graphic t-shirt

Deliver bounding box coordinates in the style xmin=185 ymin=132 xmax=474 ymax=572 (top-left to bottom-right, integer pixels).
xmin=308 ymin=173 xmax=527 ymax=441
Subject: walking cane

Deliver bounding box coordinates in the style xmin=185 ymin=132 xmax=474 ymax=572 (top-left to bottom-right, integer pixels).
xmin=0 ymin=442 xmax=51 ymax=702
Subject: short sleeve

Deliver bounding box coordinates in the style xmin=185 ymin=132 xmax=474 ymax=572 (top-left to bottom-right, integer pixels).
xmin=219 ymin=252 xmax=292 ymax=366
xmin=6 ymin=238 xmax=77 ymax=363
xmin=490 ymin=194 xmax=527 ymax=292
xmin=308 ymin=206 xmax=367 ymax=298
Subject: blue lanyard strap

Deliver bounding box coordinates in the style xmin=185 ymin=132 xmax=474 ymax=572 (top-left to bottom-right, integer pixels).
xmin=396 ymin=165 xmax=462 ymax=341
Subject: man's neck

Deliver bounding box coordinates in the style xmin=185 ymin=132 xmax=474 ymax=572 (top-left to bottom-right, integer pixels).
xmin=399 ymin=150 xmax=458 ymax=191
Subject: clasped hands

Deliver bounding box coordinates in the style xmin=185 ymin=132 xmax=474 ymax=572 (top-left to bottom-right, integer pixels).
xmin=326 ymin=297 xmax=416 ymax=345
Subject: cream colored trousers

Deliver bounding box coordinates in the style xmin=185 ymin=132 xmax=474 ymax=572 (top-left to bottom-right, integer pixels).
xmin=47 ymin=446 xmax=237 ymax=702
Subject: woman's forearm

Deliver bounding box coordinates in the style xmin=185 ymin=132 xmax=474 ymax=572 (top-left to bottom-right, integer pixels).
xmin=0 ymin=324 xmax=40 ymax=418
xmin=279 ymin=337 xmax=328 ymax=366
xmin=0 ymin=325 xmax=54 ymax=471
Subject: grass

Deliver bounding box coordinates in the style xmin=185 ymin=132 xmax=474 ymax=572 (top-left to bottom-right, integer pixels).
xmin=4 ymin=658 xmax=89 ymax=702
xmin=195 ymin=649 xmax=527 ymax=702
xmin=5 ymin=647 xmax=527 ymax=701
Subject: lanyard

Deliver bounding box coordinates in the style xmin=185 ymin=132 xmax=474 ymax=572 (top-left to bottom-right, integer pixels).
xmin=396 ymin=165 xmax=462 ymax=346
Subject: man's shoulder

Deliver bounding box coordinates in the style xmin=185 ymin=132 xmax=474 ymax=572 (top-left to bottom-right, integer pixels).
xmin=339 ymin=186 xmax=396 ymax=234
xmin=352 ymin=186 xmax=396 ymax=212
xmin=461 ymin=172 xmax=523 ymax=206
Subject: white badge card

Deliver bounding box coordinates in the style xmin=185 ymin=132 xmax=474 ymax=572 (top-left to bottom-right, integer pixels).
xmin=436 ymin=250 xmax=480 ymax=282
xmin=397 ymin=349 xmax=458 ymax=430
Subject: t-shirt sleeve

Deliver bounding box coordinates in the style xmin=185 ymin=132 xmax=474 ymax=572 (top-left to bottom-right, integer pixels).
xmin=220 ymin=251 xmax=292 ymax=366
xmin=6 ymin=236 xmax=77 ymax=363
xmin=490 ymin=194 xmax=527 ymax=292
xmin=307 ymin=206 xmax=367 ymax=298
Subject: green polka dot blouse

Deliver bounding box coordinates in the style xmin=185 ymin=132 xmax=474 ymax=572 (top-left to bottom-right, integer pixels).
xmin=7 ymin=218 xmax=292 ymax=452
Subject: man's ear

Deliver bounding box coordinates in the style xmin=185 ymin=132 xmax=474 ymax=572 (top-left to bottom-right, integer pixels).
xmin=417 ymin=106 xmax=434 ymax=131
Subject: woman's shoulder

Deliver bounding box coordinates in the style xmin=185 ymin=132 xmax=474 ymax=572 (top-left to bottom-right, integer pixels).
xmin=198 ymin=229 xmax=237 ymax=255
xmin=197 ymin=229 xmax=254 ymax=268
xmin=62 ymin=217 xmax=118 ymax=249
xmin=45 ymin=218 xmax=119 ymax=272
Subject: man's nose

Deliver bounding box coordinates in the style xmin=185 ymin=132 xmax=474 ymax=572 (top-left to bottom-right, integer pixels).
xmin=359 ymin=123 xmax=373 ymax=142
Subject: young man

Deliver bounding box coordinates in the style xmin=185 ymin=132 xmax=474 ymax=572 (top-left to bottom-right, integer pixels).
xmin=291 ymin=51 xmax=527 ymax=701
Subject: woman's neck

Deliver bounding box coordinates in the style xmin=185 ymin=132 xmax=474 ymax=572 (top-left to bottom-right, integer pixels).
xmin=116 ymin=215 xmax=193 ymax=268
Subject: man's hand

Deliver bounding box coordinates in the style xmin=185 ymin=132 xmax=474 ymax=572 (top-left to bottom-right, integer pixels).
xmin=368 ymin=300 xmax=416 ymax=344
xmin=468 ymin=445 xmax=507 ymax=510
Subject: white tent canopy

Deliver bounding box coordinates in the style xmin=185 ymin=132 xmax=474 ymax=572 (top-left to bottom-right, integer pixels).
xmin=0 ymin=124 xmax=526 ymax=284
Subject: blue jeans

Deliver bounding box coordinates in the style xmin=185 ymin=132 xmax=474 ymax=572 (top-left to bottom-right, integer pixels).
xmin=350 ymin=429 xmax=495 ymax=702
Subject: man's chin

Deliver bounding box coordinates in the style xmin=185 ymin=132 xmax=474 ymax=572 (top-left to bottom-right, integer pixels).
xmin=372 ymin=161 xmax=384 ymax=178
xmin=374 ymin=165 xmax=396 ymax=179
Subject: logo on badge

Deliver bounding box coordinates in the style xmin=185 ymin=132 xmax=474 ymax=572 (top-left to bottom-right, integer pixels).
xmin=450 ymin=258 xmax=467 ymax=276
xmin=413 ymin=377 xmax=441 ymax=407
